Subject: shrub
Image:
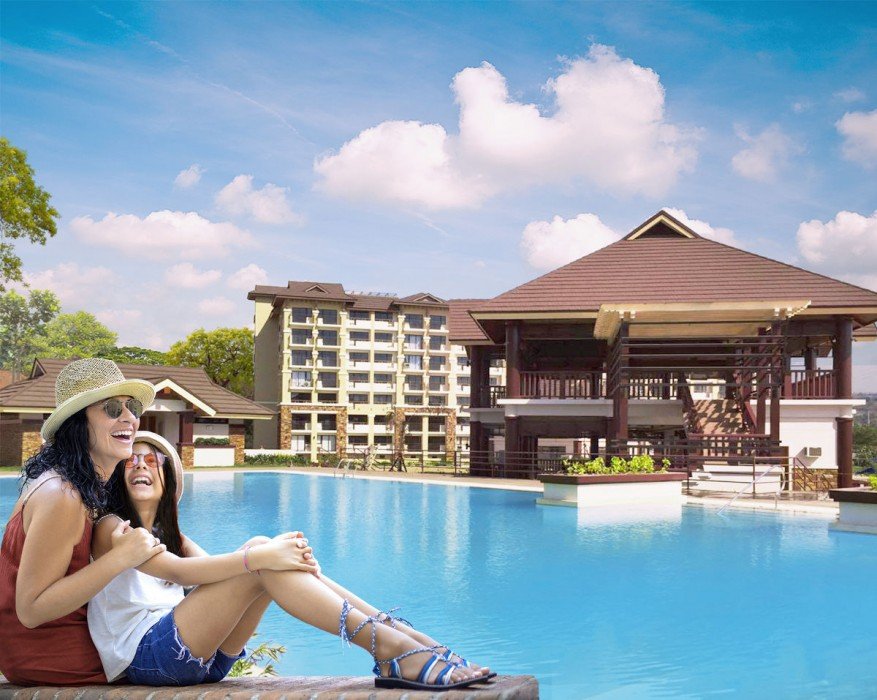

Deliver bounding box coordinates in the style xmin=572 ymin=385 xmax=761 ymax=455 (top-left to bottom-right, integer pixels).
xmin=869 ymin=475 xmax=877 ymax=491
xmin=243 ymin=453 xmax=310 ymax=466
xmin=229 ymin=635 xmax=285 ymax=677
xmin=564 ymin=454 xmax=668 ymax=475
xmin=194 ymin=437 xmax=230 ymax=446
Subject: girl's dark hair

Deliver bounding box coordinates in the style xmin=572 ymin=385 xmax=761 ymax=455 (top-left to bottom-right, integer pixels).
xmin=23 ymin=409 xmax=109 ymax=517
xmin=106 ymin=445 xmax=184 ymax=557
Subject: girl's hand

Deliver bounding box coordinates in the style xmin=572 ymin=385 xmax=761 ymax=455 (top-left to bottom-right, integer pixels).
xmin=251 ymin=537 xmax=317 ymax=573
xmin=109 ymin=519 xmax=166 ymax=568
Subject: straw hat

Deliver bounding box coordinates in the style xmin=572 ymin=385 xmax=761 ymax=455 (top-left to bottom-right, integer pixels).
xmin=41 ymin=358 xmax=156 ymax=441
xmin=133 ymin=430 xmax=184 ymax=501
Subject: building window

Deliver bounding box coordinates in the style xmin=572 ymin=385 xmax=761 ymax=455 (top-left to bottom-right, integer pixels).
xmin=405 ymin=375 xmax=423 ymax=390
xmin=428 ymin=376 xmax=446 ymax=391
xmin=316 ymin=392 xmax=337 ymax=403
xmin=373 ymin=373 xmax=393 ymax=384
xmin=429 ymin=336 xmax=445 ymax=351
xmin=318 ymin=309 xmax=339 ymax=325
xmin=318 ymin=435 xmax=336 ymax=451
xmin=348 ymin=435 xmax=368 ymax=446
xmin=405 ymin=394 xmax=423 ymax=406
xmin=374 ymin=352 xmax=394 ymax=364
xmin=349 ymin=351 xmax=369 ymax=364
xmin=375 ymin=311 xmax=393 ymax=323
xmin=373 ymin=394 xmax=392 ymax=404
xmin=374 ymin=414 xmax=389 ymax=426
xmin=490 ymin=357 xmax=504 ymax=368
xmin=428 ymin=417 xmax=445 ymax=431
xmin=489 ymin=376 xmax=501 ymax=386
xmin=349 ymin=414 xmax=368 ymax=426
xmin=290 ymin=350 xmax=310 ymax=366
xmin=291 ymin=330 xmax=311 ymax=345
xmin=290 ymin=435 xmax=310 ymax=451
xmin=429 ymin=315 xmax=446 ymax=330
xmin=457 ymin=356 xmax=470 ymax=369
xmin=290 ymin=414 xmax=309 ymax=430
xmin=349 ymin=393 xmax=369 ymax=404
xmin=349 ymin=330 xmax=369 ymax=342
xmin=374 ymin=435 xmax=392 ymax=446
xmin=318 ymin=329 xmax=338 ymax=345
xmin=404 ymin=334 xmax=423 ymax=350
xmin=291 ymin=371 xmax=311 ymax=388
xmin=404 ymin=355 xmax=422 ymax=370
xmin=428 ymin=396 xmax=446 ymax=407
xmin=405 ymin=314 xmax=423 ymax=329
xmin=318 ymin=351 xmax=338 ymax=367
xmin=458 ymin=397 xmax=470 ymax=408
xmin=458 ymin=376 xmax=471 ymax=387
xmin=350 ymin=310 xmax=370 ymax=321
xmin=318 ymin=371 xmax=337 ymax=388
xmin=428 ymin=357 xmax=445 ymax=371
xmin=349 ymin=372 xmax=369 ymax=384
xmin=316 ymin=414 xmax=337 ymax=431
xmin=374 ymin=332 xmax=394 ymax=343
xmin=290 ymin=392 xmax=311 ymax=403
xmin=291 ymin=307 xmax=311 ymax=323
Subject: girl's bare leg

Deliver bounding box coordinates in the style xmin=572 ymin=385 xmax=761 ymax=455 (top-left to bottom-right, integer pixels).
xmin=218 ymin=592 xmax=271 ymax=657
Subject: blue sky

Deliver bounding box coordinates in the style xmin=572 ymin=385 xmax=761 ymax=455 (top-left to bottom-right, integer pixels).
xmin=2 ymin=1 xmax=876 ymax=387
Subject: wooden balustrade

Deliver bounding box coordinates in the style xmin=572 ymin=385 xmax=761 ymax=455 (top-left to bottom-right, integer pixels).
xmin=519 ymin=371 xmax=603 ymax=399
xmin=783 ymin=369 xmax=836 ymax=399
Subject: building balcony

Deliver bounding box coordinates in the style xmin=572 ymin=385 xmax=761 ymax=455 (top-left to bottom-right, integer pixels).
xmin=519 ymin=371 xmax=604 ymax=400
xmin=783 ymin=369 xmax=836 ymax=399
xmin=348 ymin=423 xmax=370 ymax=433
xmin=372 ymin=341 xmax=396 ymax=351
xmin=372 ymin=362 xmax=396 ymax=371
xmin=374 ymin=320 xmax=396 ymax=330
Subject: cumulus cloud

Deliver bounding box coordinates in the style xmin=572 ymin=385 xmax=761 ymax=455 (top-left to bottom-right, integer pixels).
xmin=215 ymin=175 xmax=302 ymax=224
xmin=174 ymin=164 xmax=204 ymax=188
xmin=836 ymin=109 xmax=877 ymax=168
xmin=165 ymin=263 xmax=222 ymax=289
xmin=731 ymin=124 xmax=799 ymax=182
xmin=834 ymin=87 xmax=866 ymax=103
xmin=227 ymin=263 xmax=268 ymax=290
xmin=796 ymin=210 xmax=877 ymax=284
xmin=315 ymin=45 xmax=698 ymax=210
xmin=197 ymin=296 xmax=236 ymax=315
xmin=662 ymin=207 xmax=737 ymax=245
xmin=71 ymin=210 xmax=254 ymax=260
xmin=520 ymin=213 xmax=619 ymax=270
xmin=23 ymin=263 xmax=122 ymax=310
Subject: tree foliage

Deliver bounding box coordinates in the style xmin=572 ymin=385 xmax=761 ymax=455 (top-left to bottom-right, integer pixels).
xmin=0 ymin=138 xmax=59 ymax=290
xmin=167 ymin=327 xmax=254 ymax=397
xmin=98 ymin=345 xmax=167 ymax=366
xmin=31 ymin=311 xmax=118 ymax=360
xmin=0 ymin=288 xmax=61 ymax=379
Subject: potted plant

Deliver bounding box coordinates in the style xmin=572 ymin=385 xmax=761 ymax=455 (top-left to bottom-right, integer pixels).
xmin=538 ymin=454 xmax=686 ymax=508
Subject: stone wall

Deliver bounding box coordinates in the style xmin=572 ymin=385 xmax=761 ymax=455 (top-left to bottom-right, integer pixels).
xmin=229 ymin=424 xmax=246 ymax=464
xmin=179 ymin=444 xmax=195 ymax=469
xmin=21 ymin=421 xmax=43 ymax=463
xmin=278 ymin=405 xmax=292 ymax=450
xmin=279 ymin=404 xmax=348 ymax=454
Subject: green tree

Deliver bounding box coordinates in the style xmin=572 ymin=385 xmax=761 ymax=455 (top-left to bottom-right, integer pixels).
xmin=98 ymin=346 xmax=167 ymax=366
xmin=0 ymin=288 xmax=60 ymax=379
xmin=32 ymin=311 xmax=117 ymax=360
xmin=167 ymin=327 xmax=254 ymax=397
xmin=0 ymin=138 xmax=59 ymax=290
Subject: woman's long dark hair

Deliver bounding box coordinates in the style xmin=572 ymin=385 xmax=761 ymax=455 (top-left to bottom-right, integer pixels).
xmin=22 ymin=409 xmax=109 ymax=517
xmin=106 ymin=445 xmax=184 ymax=557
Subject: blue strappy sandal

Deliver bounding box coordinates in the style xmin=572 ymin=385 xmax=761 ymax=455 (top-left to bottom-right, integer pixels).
xmin=377 ymin=607 xmax=497 ymax=682
xmin=340 ymin=601 xmax=483 ymax=691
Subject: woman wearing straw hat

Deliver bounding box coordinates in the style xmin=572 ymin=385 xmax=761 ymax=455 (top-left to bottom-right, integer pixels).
xmin=0 ymin=358 xmax=167 ymax=686
xmin=89 ymin=432 xmax=493 ymax=691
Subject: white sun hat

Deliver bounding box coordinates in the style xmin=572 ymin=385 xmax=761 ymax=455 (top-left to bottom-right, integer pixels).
xmin=133 ymin=430 xmax=184 ymax=502
xmin=41 ymin=358 xmax=157 ymax=441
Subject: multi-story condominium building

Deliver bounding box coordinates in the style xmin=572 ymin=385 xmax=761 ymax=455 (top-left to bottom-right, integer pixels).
xmin=248 ymin=282 xmax=503 ymax=461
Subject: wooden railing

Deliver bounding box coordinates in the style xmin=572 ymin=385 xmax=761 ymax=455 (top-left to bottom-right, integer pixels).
xmin=489 ymin=385 xmax=506 ymax=406
xmin=519 ymin=371 xmax=604 ymax=399
xmin=783 ymin=369 xmax=836 ymax=399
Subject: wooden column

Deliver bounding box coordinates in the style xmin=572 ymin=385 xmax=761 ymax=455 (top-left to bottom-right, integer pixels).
xmin=505 ymin=322 xmax=522 ymax=399
xmin=756 ymin=332 xmax=767 ymax=434
xmin=614 ymin=322 xmax=629 ymax=442
xmin=469 ymin=346 xmax=485 ymax=409
xmin=769 ymin=322 xmax=782 ymax=442
xmin=834 ymin=317 xmax=853 ymax=488
xmin=504 ymin=416 xmax=520 ymax=475
xmin=804 ymin=345 xmax=818 ymax=372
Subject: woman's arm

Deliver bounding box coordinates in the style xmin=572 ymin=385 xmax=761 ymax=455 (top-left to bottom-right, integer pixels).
xmin=93 ymin=521 xmax=318 ymax=587
xmin=16 ymin=482 xmax=164 ymax=629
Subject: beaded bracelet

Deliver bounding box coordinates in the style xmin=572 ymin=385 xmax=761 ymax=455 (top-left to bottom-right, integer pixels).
xmin=242 ymin=544 xmax=260 ymax=575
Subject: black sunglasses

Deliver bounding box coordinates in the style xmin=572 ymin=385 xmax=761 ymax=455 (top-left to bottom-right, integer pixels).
xmin=102 ymin=398 xmax=144 ymax=420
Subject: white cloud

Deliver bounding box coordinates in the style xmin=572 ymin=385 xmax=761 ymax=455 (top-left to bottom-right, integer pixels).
xmin=836 ymin=109 xmax=877 ymax=168
xmin=71 ymin=210 xmax=254 ymax=260
xmin=215 ymin=175 xmax=302 ymax=224
xmin=662 ymin=207 xmax=737 ymax=245
xmin=731 ymin=124 xmax=799 ymax=182
xmin=474 ymin=260 xmax=486 ymax=269
xmin=227 ymin=263 xmax=268 ymax=290
xmin=174 ymin=164 xmax=204 ymax=189
xmin=315 ymin=45 xmax=698 ymax=210
xmin=520 ymin=213 xmax=619 ymax=270
xmin=791 ymin=101 xmax=811 ymax=114
xmin=165 ymin=263 xmax=222 ymax=289
xmin=834 ymin=87 xmax=866 ymax=103
xmin=197 ymin=296 xmax=236 ymax=315
xmin=23 ymin=263 xmax=122 ymax=310
xmin=796 ymin=210 xmax=877 ymax=280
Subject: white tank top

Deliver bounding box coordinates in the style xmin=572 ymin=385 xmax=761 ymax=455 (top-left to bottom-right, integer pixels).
xmin=87 ymin=564 xmax=184 ymax=681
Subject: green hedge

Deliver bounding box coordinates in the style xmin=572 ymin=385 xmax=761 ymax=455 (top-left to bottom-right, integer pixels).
xmin=195 ymin=437 xmax=230 ymax=446
xmin=563 ymin=454 xmax=670 ymax=475
xmin=244 ymin=454 xmax=310 ymax=466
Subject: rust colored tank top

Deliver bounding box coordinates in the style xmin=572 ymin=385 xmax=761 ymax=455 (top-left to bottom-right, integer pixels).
xmin=0 ymin=477 xmax=107 ymax=686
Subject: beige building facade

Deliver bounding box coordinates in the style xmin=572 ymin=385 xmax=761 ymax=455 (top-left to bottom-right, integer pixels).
xmin=249 ymin=282 xmax=503 ymax=461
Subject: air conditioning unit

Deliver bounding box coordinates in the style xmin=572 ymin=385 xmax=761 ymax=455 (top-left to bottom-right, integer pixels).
xmin=803 ymin=446 xmax=822 ymax=458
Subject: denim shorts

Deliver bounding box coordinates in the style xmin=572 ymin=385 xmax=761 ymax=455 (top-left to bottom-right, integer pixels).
xmin=126 ymin=610 xmax=246 ymax=686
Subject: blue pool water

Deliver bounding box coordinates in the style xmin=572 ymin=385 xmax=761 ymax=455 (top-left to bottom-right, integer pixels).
xmin=2 ymin=472 xmax=876 ymax=699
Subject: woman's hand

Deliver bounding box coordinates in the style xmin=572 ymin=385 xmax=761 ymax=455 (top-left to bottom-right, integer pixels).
xmin=250 ymin=536 xmax=317 ymax=573
xmin=109 ymin=519 xmax=166 ymax=568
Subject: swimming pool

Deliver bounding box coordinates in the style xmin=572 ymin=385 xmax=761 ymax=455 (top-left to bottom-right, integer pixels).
xmin=2 ymin=472 xmax=875 ymax=698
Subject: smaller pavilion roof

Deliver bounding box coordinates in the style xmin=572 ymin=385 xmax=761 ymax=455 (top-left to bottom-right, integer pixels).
xmin=448 ymin=299 xmax=490 ymax=344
